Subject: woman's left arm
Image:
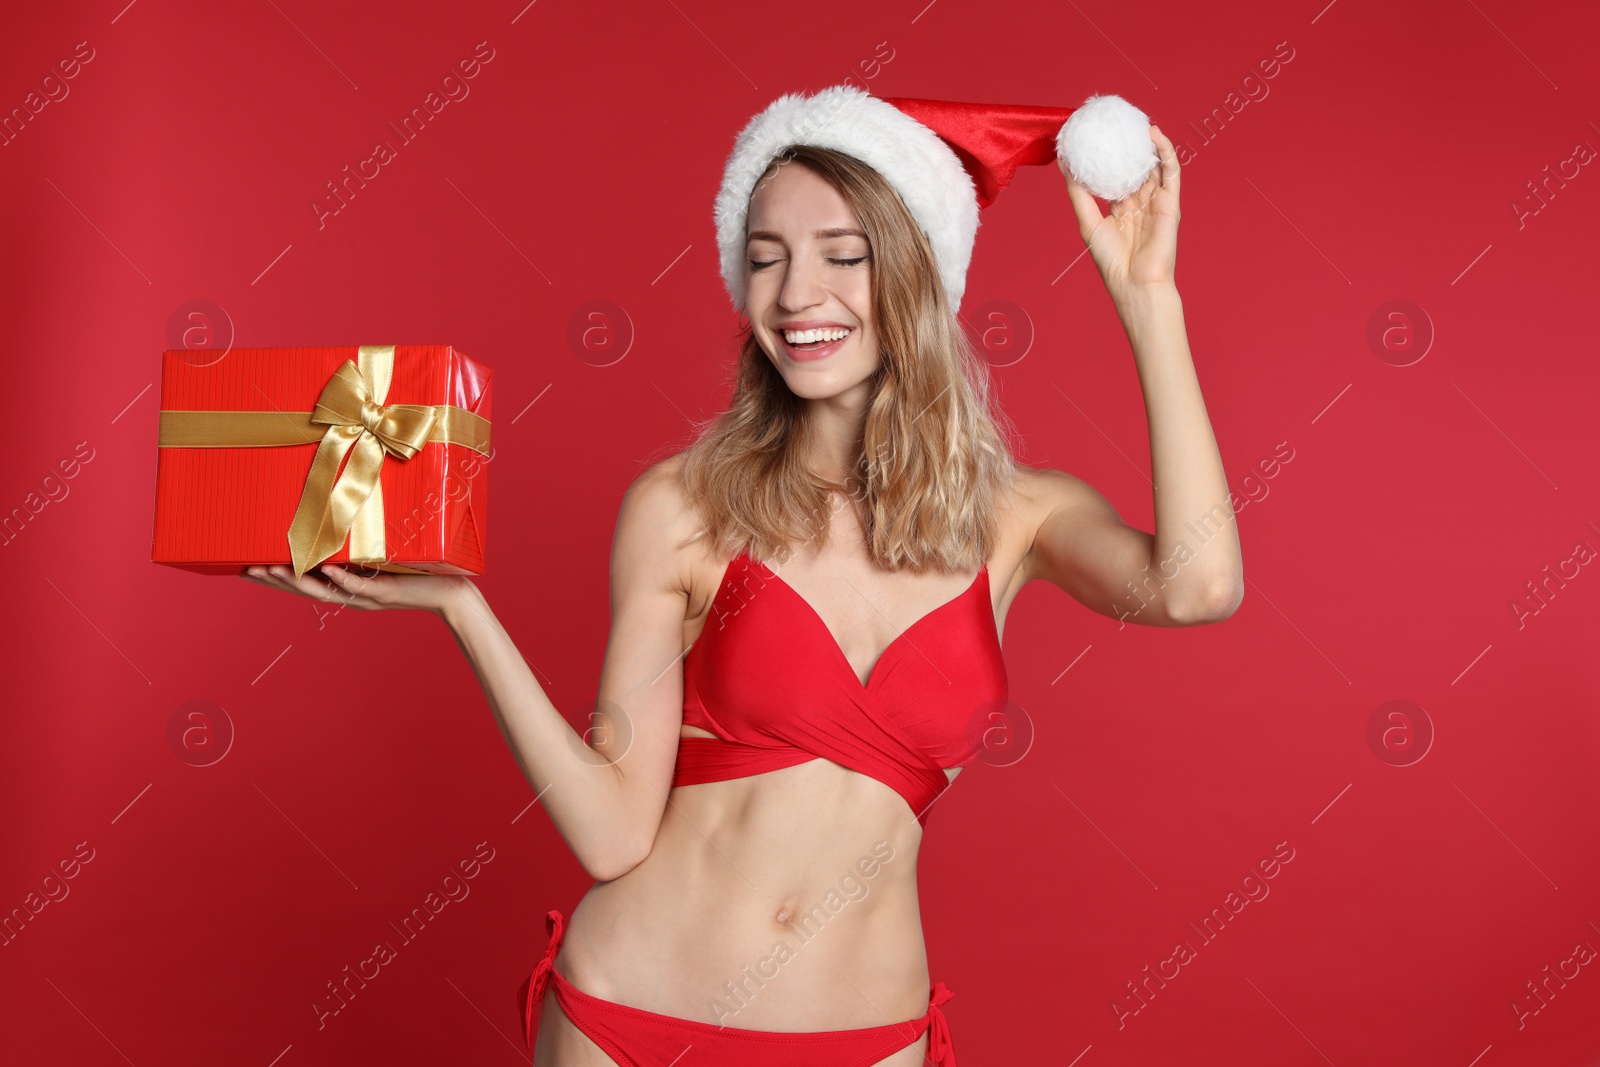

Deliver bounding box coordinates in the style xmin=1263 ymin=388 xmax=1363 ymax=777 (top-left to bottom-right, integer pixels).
xmin=1029 ymin=125 xmax=1243 ymax=625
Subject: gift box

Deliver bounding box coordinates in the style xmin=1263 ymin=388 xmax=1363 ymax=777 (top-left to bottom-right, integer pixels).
xmin=152 ymin=344 xmax=491 ymax=576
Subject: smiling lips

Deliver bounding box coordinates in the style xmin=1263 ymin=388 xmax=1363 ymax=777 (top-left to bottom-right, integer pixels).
xmin=778 ymin=323 xmax=855 ymax=361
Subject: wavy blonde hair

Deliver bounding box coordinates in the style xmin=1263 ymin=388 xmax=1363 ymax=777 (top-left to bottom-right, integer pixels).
xmin=676 ymin=144 xmax=1019 ymax=573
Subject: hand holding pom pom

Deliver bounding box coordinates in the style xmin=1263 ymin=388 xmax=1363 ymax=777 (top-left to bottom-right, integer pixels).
xmin=1060 ymin=111 xmax=1181 ymax=301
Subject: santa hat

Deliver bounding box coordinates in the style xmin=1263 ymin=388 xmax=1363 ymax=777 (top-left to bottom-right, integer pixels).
xmin=714 ymin=84 xmax=1157 ymax=314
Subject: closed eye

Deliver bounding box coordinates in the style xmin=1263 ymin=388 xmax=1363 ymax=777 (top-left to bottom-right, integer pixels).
xmin=749 ymin=256 xmax=870 ymax=271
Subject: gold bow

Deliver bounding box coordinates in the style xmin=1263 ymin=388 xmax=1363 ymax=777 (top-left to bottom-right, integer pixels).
xmin=285 ymin=346 xmax=441 ymax=577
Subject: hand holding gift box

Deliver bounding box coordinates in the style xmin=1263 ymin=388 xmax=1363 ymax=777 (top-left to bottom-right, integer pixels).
xmin=153 ymin=344 xmax=491 ymax=577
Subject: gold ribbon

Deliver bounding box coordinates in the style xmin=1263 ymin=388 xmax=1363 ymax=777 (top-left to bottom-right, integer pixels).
xmin=157 ymin=407 xmax=490 ymax=451
xmin=157 ymin=345 xmax=491 ymax=577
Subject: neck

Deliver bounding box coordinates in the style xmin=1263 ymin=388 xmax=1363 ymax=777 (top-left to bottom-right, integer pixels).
xmin=798 ymin=382 xmax=871 ymax=483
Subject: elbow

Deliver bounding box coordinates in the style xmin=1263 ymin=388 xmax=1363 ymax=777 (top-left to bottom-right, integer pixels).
xmin=1190 ymin=581 xmax=1244 ymax=624
xmin=582 ymin=858 xmax=629 ymax=884
xmin=1171 ymin=581 xmax=1242 ymax=626
xmin=577 ymin=760 xmax=669 ymax=881
xmin=581 ymin=850 xmax=635 ymax=884
xmin=580 ymin=831 xmax=653 ymax=884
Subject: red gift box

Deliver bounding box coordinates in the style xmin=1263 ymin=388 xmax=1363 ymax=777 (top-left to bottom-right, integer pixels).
xmin=152 ymin=344 xmax=491 ymax=576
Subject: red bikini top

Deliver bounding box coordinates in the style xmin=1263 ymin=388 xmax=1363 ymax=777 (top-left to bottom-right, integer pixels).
xmin=672 ymin=550 xmax=1008 ymax=826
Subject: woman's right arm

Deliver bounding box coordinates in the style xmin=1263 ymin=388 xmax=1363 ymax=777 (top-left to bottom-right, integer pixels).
xmin=247 ymin=459 xmax=696 ymax=883
xmin=432 ymin=462 xmax=694 ymax=880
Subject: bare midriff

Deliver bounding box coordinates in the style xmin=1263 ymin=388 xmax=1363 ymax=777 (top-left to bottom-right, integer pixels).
xmin=554 ymin=741 xmax=959 ymax=1030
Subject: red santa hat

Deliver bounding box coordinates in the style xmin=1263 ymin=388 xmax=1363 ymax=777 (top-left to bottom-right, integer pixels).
xmin=714 ymin=84 xmax=1157 ymax=314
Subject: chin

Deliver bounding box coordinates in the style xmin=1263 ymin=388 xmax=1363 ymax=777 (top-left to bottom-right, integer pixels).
xmin=764 ymin=346 xmax=876 ymax=395
xmin=776 ymin=366 xmax=876 ymax=402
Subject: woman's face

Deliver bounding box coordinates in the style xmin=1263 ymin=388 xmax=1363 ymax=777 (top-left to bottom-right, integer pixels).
xmin=744 ymin=161 xmax=879 ymax=401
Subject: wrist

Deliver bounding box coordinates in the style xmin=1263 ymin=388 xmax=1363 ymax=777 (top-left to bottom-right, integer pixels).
xmin=1111 ymin=282 xmax=1182 ymax=336
xmin=1111 ymin=281 xmax=1181 ymax=316
xmin=437 ymin=578 xmax=486 ymax=630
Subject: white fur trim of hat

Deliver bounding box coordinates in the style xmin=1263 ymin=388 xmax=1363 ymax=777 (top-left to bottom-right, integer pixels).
xmin=713 ymin=84 xmax=1157 ymax=314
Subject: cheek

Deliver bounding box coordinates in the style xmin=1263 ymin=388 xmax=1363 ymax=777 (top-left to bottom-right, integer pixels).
xmin=760 ymin=333 xmax=790 ymax=370
xmin=855 ymin=322 xmax=879 ymax=359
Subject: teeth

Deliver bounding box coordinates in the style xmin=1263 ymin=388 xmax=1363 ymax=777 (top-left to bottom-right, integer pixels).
xmin=783 ymin=327 xmax=852 ymax=345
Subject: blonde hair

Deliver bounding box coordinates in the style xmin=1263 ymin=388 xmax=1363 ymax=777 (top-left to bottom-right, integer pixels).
xmin=676 ymin=144 xmax=1019 ymax=573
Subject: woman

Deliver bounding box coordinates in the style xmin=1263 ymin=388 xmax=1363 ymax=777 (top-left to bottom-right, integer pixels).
xmin=245 ymin=87 xmax=1241 ymax=1065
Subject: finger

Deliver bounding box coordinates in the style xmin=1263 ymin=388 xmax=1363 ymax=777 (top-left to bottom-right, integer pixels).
xmin=264 ymin=566 xmax=324 ymax=599
xmin=320 ymin=564 xmax=385 ymax=602
xmin=1150 ymin=124 xmax=1180 ymax=198
xmin=1111 ymin=178 xmax=1155 ymax=224
xmin=268 ymin=564 xmax=357 ymax=603
xmin=310 ymin=578 xmax=382 ymax=610
xmin=1124 ymin=136 xmax=1166 ymax=212
xmin=1111 ymin=181 xmax=1150 ymax=220
xmin=247 ymin=565 xmax=299 ymax=593
xmin=240 ymin=565 xmax=361 ymax=608
xmin=1140 ymin=160 xmax=1162 ymax=202
xmin=1063 ymin=174 xmax=1105 ymax=246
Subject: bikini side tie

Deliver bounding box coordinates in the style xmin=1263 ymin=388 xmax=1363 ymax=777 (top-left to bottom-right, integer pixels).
xmin=523 ymin=909 xmax=566 ymax=1048
xmin=925 ymin=980 xmax=957 ymax=1065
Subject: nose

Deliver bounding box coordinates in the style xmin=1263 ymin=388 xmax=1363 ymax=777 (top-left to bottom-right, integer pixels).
xmin=777 ymin=253 xmax=826 ymax=312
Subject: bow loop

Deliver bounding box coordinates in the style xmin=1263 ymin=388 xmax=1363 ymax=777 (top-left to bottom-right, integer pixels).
xmin=366 ymin=399 xmax=435 ymax=459
xmin=309 ymin=358 xmax=437 ymax=460
xmin=925 ymin=981 xmax=957 ymax=1065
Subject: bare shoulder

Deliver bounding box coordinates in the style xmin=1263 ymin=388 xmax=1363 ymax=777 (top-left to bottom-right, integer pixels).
xmin=618 ymin=451 xmax=693 ymax=528
xmin=610 ymin=452 xmax=700 ymax=611
xmin=1010 ymin=462 xmax=1104 ymax=512
xmin=1007 ymin=463 xmax=1118 ymax=583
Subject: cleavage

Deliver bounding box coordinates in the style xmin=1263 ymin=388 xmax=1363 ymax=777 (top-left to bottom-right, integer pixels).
xmin=767 ymin=556 xmax=978 ymax=688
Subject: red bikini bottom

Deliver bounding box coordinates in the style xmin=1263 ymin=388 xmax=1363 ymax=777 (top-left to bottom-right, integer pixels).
xmin=521 ymin=909 xmax=957 ymax=1066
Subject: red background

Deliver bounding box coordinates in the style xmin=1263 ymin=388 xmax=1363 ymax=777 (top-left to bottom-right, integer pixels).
xmin=3 ymin=1 xmax=1597 ymax=1064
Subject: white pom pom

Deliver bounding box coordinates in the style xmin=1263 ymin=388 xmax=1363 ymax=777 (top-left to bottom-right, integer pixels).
xmin=1056 ymin=94 xmax=1158 ymax=202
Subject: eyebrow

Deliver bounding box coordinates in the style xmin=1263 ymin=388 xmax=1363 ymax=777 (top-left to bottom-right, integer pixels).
xmin=746 ymin=227 xmax=868 ymax=244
